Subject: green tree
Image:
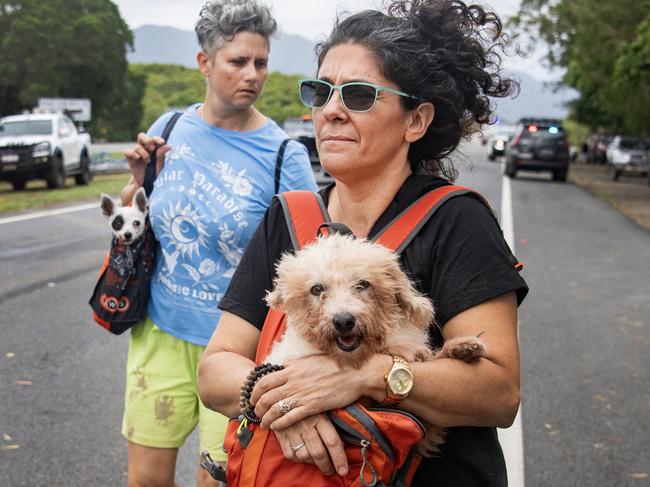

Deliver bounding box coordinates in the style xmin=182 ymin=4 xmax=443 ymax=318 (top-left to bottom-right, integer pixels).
xmin=94 ymin=68 xmax=146 ymax=141
xmin=511 ymin=0 xmax=650 ymax=135
xmin=130 ymin=63 xmax=206 ymax=132
xmin=0 ymin=0 xmax=135 ymax=138
xmin=255 ymin=72 xmax=310 ymax=124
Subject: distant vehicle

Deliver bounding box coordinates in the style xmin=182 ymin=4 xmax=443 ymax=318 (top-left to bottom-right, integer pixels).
xmin=0 ymin=113 xmax=92 ymax=190
xmin=486 ymin=126 xmax=516 ymax=161
xmin=283 ymin=116 xmax=333 ymax=186
xmin=585 ymin=134 xmax=613 ymax=164
xmin=606 ymin=135 xmax=649 ymax=181
xmin=479 ymin=124 xmax=505 ymax=146
xmin=505 ymin=118 xmax=570 ymax=181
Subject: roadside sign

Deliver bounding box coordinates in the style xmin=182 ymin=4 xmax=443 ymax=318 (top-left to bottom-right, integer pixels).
xmin=38 ymin=98 xmax=92 ymax=122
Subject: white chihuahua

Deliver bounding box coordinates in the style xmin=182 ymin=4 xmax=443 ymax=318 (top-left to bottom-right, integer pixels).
xmin=100 ymin=187 xmax=148 ymax=245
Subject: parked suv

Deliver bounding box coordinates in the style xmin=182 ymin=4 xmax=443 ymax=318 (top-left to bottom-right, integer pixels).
xmin=0 ymin=113 xmax=92 ymax=190
xmin=505 ymin=118 xmax=570 ymax=181
xmin=606 ymin=135 xmax=649 ymax=181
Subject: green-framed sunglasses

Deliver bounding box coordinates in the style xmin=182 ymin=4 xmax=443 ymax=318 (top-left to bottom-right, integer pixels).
xmin=298 ymin=78 xmax=419 ymax=113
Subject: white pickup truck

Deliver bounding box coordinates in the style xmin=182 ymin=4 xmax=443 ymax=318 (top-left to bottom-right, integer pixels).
xmin=0 ymin=113 xmax=92 ymax=190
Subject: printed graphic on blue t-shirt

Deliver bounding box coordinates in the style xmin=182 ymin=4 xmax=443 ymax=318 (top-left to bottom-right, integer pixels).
xmin=146 ymin=105 xmax=316 ymax=345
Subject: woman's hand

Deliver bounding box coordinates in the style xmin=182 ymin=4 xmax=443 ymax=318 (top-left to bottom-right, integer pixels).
xmin=123 ymin=132 xmax=171 ymax=185
xmin=251 ymin=354 xmax=381 ymax=431
xmin=274 ymin=413 xmax=348 ymax=477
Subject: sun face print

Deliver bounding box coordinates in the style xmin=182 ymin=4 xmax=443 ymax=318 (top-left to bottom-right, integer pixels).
xmin=158 ymin=201 xmax=210 ymax=273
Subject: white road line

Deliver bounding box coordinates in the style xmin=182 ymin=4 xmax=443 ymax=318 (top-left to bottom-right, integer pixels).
xmin=498 ymin=165 xmax=526 ymax=487
xmin=0 ymin=202 xmax=98 ymax=225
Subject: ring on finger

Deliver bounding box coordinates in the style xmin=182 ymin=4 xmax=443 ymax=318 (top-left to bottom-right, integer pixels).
xmin=278 ymin=399 xmax=296 ymax=416
xmin=291 ymin=442 xmax=305 ymax=452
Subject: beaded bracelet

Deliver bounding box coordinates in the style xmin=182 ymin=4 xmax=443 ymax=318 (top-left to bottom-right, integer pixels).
xmin=240 ymin=363 xmax=284 ymax=424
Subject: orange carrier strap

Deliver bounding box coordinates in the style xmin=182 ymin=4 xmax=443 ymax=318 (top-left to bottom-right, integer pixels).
xmin=276 ymin=190 xmax=330 ymax=251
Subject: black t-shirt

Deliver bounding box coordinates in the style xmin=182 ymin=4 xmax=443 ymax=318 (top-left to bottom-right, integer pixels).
xmin=219 ymin=174 xmax=528 ymax=487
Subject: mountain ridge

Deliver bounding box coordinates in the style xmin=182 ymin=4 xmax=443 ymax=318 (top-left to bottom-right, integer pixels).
xmin=129 ymin=25 xmax=574 ymax=122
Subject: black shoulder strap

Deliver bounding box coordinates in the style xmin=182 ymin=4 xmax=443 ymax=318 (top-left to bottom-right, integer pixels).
xmin=143 ymin=111 xmax=183 ymax=197
xmin=274 ymin=138 xmax=291 ymax=195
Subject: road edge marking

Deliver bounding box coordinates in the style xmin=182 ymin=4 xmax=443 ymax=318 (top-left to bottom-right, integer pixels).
xmin=0 ymin=202 xmax=98 ymax=225
xmin=498 ymin=167 xmax=525 ymax=487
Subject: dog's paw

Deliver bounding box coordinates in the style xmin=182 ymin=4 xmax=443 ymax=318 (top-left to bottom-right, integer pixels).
xmin=413 ymin=346 xmax=435 ymax=362
xmin=436 ymin=336 xmax=486 ymax=363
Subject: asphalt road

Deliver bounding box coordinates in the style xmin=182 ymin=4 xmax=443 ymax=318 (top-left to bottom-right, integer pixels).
xmin=1 ymin=139 xmax=648 ymax=486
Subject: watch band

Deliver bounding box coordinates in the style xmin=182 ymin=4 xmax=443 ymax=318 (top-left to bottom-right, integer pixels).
xmin=382 ymin=355 xmax=412 ymax=406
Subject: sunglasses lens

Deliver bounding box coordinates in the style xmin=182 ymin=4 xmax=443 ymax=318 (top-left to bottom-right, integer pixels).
xmin=300 ymin=81 xmax=331 ymax=108
xmin=341 ymin=84 xmax=377 ymax=111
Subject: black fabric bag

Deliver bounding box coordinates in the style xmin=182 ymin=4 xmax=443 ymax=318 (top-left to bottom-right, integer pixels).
xmin=89 ymin=111 xmax=182 ymax=334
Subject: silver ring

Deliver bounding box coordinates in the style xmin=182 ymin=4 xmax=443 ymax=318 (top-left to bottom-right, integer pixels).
xmin=278 ymin=399 xmax=296 ymax=416
xmin=291 ymin=442 xmax=305 ymax=452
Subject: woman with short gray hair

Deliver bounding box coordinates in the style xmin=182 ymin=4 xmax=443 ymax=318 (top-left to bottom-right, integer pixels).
xmin=195 ymin=0 xmax=277 ymax=55
xmin=121 ymin=1 xmax=316 ymax=485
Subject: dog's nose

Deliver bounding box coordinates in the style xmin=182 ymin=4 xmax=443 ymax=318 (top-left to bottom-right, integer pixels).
xmin=124 ymin=232 xmax=132 ymax=241
xmin=333 ymin=312 xmax=356 ymax=333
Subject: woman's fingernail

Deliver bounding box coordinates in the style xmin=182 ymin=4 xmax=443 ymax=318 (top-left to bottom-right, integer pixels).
xmin=338 ymin=466 xmax=348 ymax=476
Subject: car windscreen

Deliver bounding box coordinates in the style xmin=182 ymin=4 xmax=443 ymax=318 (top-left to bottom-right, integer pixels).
xmin=619 ymin=139 xmax=646 ymax=150
xmin=0 ymin=120 xmax=53 ymax=136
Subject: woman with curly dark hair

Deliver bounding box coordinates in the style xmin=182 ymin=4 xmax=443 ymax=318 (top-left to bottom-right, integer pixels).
xmin=199 ymin=1 xmax=528 ymax=485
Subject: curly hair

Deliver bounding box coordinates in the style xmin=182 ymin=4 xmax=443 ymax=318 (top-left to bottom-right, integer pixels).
xmin=196 ymin=0 xmax=277 ymax=56
xmin=315 ymin=0 xmax=518 ymax=179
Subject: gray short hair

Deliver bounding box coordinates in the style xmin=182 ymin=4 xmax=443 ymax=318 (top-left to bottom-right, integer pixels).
xmin=196 ymin=0 xmax=277 ymax=56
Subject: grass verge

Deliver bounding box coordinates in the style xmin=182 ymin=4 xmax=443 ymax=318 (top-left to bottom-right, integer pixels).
xmin=0 ymin=172 xmax=131 ymax=214
xmin=569 ymin=164 xmax=650 ymax=232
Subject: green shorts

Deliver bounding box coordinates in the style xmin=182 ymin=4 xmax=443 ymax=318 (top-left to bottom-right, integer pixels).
xmin=121 ymin=318 xmax=228 ymax=462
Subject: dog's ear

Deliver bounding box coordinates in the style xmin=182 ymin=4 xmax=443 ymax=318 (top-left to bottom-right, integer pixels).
xmin=265 ymin=287 xmax=283 ymax=310
xmin=389 ymin=266 xmax=434 ymax=331
xmin=133 ymin=187 xmax=148 ymax=213
xmin=100 ymin=194 xmax=115 ymax=218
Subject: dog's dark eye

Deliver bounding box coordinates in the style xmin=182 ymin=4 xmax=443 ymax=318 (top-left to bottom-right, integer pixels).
xmin=355 ymin=280 xmax=370 ymax=291
xmin=111 ymin=215 xmax=124 ymax=231
xmin=310 ymin=284 xmax=324 ymax=296
xmin=133 ymin=220 xmax=141 ymax=227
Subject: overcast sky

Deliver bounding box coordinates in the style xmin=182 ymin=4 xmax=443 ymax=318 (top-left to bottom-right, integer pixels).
xmin=112 ymin=0 xmax=553 ymax=79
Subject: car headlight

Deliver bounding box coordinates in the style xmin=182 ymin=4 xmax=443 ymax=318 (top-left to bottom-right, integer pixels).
xmin=32 ymin=142 xmax=51 ymax=158
xmin=495 ymin=140 xmax=505 ymax=150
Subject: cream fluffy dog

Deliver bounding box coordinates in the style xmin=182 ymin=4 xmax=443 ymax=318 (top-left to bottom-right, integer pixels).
xmin=264 ymin=232 xmax=486 ymax=453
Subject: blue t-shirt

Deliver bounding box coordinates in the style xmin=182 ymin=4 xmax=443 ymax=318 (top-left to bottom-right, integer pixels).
xmin=146 ymin=104 xmax=317 ymax=345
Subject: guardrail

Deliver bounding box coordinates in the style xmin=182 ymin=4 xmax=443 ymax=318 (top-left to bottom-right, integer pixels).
xmin=90 ymin=150 xmax=129 ymax=174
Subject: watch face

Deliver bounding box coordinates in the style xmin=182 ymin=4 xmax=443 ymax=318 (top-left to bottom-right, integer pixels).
xmin=388 ymin=367 xmax=413 ymax=395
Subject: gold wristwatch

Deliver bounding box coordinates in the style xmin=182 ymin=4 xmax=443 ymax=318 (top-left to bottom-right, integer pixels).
xmin=382 ymin=355 xmax=413 ymax=406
